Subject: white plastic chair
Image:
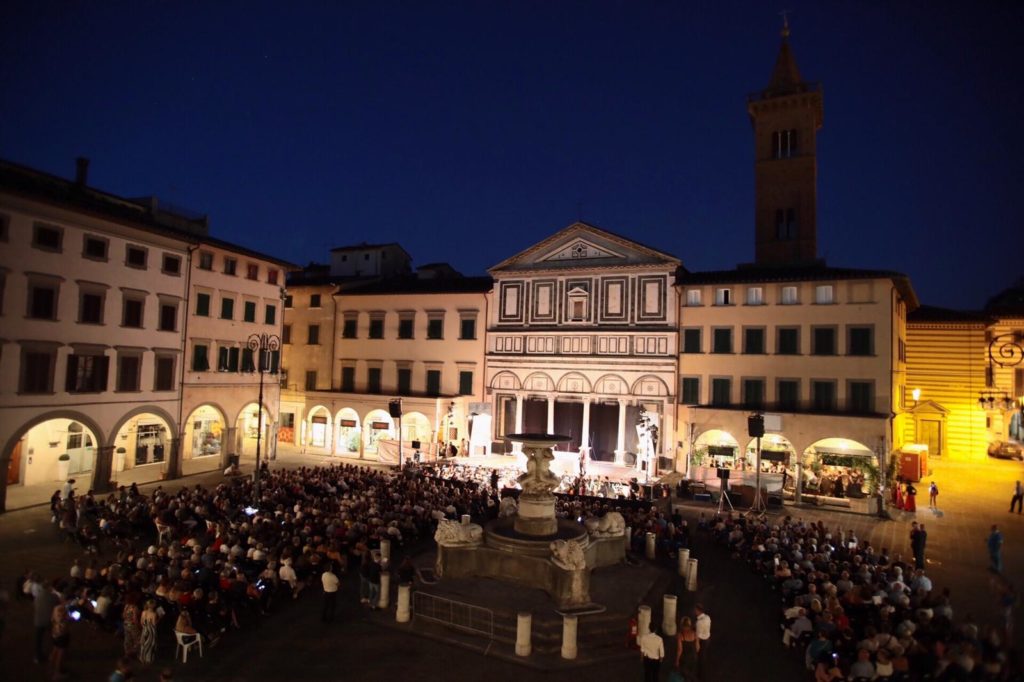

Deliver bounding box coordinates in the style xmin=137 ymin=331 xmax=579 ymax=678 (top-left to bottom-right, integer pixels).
xmin=175 ymin=631 xmax=203 ymax=663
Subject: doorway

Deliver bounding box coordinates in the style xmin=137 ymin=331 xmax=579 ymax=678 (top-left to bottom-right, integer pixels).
xmin=919 ymin=419 xmax=942 ymax=458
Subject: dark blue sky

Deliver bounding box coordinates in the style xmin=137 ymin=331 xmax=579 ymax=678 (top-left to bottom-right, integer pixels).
xmin=2 ymin=1 xmax=1021 ymax=309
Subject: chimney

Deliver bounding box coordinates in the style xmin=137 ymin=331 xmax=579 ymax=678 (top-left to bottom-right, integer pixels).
xmin=75 ymin=157 xmax=90 ymax=186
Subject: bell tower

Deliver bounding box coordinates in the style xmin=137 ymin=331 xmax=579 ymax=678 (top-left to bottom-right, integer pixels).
xmin=747 ymin=19 xmax=823 ymax=265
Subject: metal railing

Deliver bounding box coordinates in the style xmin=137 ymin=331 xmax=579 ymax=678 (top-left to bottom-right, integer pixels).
xmin=413 ymin=592 xmax=494 ymax=642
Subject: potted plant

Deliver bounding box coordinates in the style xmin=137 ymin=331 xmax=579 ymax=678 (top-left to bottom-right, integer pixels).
xmin=114 ymin=447 xmax=127 ymax=473
xmin=57 ymin=453 xmax=71 ymax=481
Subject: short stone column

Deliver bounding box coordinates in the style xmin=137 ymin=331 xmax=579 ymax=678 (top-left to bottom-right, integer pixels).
xmin=380 ymin=539 xmax=391 ymax=566
xmin=638 ymin=604 xmax=652 ymax=637
xmin=461 ymin=514 xmax=471 ymax=525
xmin=561 ymin=614 xmax=578 ymax=660
xmin=396 ymin=584 xmax=411 ymax=623
xmin=662 ymin=594 xmax=678 ymax=636
xmin=645 ymin=532 xmax=656 ymax=560
xmin=378 ymin=572 xmax=390 ymax=609
xmin=678 ymin=548 xmax=690 ymax=576
xmin=687 ymin=559 xmax=698 ymax=591
xmin=515 ymin=612 xmax=532 ymax=657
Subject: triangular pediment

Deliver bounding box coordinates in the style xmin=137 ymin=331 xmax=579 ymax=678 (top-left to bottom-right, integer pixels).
xmin=910 ymin=399 xmax=950 ymax=416
xmin=489 ymin=222 xmax=681 ymax=273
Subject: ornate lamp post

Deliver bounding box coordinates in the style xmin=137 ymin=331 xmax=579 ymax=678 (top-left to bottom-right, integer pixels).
xmin=247 ymin=332 xmax=280 ymax=504
xmin=979 ymin=333 xmax=1024 ymax=410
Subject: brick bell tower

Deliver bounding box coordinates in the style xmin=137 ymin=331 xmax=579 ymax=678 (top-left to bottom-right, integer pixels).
xmin=747 ymin=18 xmax=824 ymax=265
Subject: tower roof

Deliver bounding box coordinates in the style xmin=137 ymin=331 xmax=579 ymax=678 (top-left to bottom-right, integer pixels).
xmin=763 ymin=19 xmax=808 ymax=97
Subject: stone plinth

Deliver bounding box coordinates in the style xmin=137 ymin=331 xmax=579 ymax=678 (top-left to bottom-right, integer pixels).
xmin=514 ymin=493 xmax=558 ymax=536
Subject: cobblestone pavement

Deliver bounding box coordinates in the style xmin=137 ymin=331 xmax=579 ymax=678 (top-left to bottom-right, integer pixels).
xmin=0 ymin=453 xmax=1019 ymax=680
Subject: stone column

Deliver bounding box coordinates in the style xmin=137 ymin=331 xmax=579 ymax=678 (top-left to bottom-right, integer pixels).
xmin=378 ymin=571 xmax=390 ymax=609
xmin=396 ymin=584 xmax=411 ymax=623
xmin=638 ymin=605 xmax=651 ymax=637
xmin=516 ymin=612 xmax=532 ymax=657
xmin=222 ymin=427 xmax=237 ymax=469
xmin=580 ymin=398 xmax=591 ymax=457
xmin=546 ymin=397 xmax=555 ymax=434
xmin=165 ymin=437 xmax=183 ymax=480
xmin=92 ymin=445 xmax=115 ymax=494
xmin=561 ymin=614 xmax=578 ymax=660
xmin=678 ymin=548 xmax=690 ymax=577
xmin=662 ymin=595 xmax=678 ymax=636
xmin=380 ymin=538 xmax=391 ymax=566
xmin=512 ymin=393 xmax=524 ymax=454
xmin=645 ymin=532 xmax=656 ymax=560
xmin=687 ymin=559 xmax=698 ymax=591
xmin=614 ymin=399 xmax=627 ymax=465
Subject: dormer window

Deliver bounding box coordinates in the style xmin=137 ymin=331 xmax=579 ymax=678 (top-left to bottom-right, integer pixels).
xmin=714 ymin=288 xmax=731 ymax=306
xmin=815 ymin=285 xmax=834 ymax=304
xmin=686 ymin=289 xmax=702 ymax=306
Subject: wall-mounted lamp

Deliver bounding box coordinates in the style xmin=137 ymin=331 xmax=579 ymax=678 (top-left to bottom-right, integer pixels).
xmin=912 ymin=388 xmax=921 ymax=406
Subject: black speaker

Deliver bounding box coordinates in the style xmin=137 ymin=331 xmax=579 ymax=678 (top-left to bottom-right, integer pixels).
xmin=717 ymin=468 xmax=730 ymax=481
xmin=388 ymin=400 xmax=402 ymax=418
xmin=748 ymin=415 xmax=765 ymax=438
xmin=411 ymin=440 xmax=421 ymax=449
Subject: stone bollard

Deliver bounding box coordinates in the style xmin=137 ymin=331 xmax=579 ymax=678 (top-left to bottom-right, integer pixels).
xmin=678 ymin=548 xmax=690 ymax=576
xmin=379 ymin=572 xmax=391 ymax=609
xmin=461 ymin=514 xmax=471 ymax=525
xmin=645 ymin=532 xmax=656 ymax=560
xmin=561 ymin=614 xmax=578 ymax=660
xmin=662 ymin=594 xmax=678 ymax=636
xmin=516 ymin=612 xmax=532 ymax=657
xmin=624 ymin=526 xmax=632 ymax=552
xmin=687 ymin=559 xmax=698 ymax=591
xmin=638 ymin=605 xmax=652 ymax=638
xmin=380 ymin=538 xmax=391 ymax=566
xmin=396 ymin=583 xmax=411 ymax=623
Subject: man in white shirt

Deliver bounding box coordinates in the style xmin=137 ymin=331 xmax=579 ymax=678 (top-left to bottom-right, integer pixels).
xmin=321 ymin=563 xmax=340 ymax=623
xmin=638 ymin=624 xmax=664 ymax=682
xmin=695 ymin=604 xmax=711 ymax=679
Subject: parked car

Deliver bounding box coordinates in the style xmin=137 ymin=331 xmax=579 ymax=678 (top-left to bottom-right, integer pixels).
xmin=987 ymin=440 xmax=1024 ymax=461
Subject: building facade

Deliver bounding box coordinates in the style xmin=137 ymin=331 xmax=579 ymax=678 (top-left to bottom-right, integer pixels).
xmin=485 ymin=222 xmax=681 ymax=477
xmin=0 ymin=159 xmax=292 ymax=511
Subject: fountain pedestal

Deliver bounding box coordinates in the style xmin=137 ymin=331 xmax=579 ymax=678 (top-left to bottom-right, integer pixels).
xmin=514 ymin=492 xmax=558 ymax=536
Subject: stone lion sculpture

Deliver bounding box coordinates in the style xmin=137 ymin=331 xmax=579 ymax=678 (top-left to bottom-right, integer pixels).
xmin=584 ymin=511 xmax=626 ymax=537
xmin=550 ymin=538 xmax=587 ymax=571
xmin=434 ymin=518 xmax=484 ymax=546
xmin=498 ymin=495 xmax=519 ymax=519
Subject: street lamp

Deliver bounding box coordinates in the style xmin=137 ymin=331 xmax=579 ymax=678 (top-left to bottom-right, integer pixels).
xmin=247 ymin=332 xmax=281 ymax=504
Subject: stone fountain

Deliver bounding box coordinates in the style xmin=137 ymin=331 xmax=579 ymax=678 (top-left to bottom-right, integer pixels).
xmin=434 ymin=434 xmax=625 ymax=608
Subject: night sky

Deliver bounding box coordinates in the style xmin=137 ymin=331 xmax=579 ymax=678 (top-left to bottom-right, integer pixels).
xmin=1 ymin=1 xmax=1021 ymax=310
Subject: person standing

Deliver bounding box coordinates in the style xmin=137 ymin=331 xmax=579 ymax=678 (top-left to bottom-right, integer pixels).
xmin=904 ymin=483 xmax=917 ymax=513
xmin=910 ymin=522 xmax=927 ymax=570
xmin=32 ymin=580 xmax=58 ymax=664
xmin=929 ymin=481 xmax=939 ymax=508
xmin=695 ymin=603 xmax=711 ymax=680
xmin=639 ymin=624 xmax=664 ymax=682
xmin=988 ymin=525 xmax=1004 ymax=573
xmin=675 ymin=616 xmax=700 ymax=681
xmin=321 ymin=562 xmax=340 ymax=623
xmin=1011 ymin=481 xmax=1023 ymax=514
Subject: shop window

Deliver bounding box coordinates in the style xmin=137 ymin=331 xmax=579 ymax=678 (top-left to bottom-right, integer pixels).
xmin=683 ymin=329 xmax=702 ymax=353
xmin=341 ymin=367 xmax=355 ymax=392
xmin=192 ymin=344 xmax=210 ymax=371
xmin=308 ymin=324 xmax=320 ymax=345
xmin=681 ymin=377 xmax=700 ymax=405
xmin=398 ymin=316 xmax=414 ymax=339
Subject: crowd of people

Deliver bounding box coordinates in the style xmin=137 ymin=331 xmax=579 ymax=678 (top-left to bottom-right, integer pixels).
xmin=21 ymin=461 xmax=518 ymax=679
xmin=704 ymin=510 xmax=1019 ymax=680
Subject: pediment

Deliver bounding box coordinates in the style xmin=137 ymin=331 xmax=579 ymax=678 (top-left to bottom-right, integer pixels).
xmin=910 ymin=400 xmax=950 ymax=415
xmin=490 ymin=222 xmax=681 ymax=273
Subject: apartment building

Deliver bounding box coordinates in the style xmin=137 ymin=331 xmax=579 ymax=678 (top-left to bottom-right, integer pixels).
xmin=0 ymin=158 xmax=293 ymax=511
